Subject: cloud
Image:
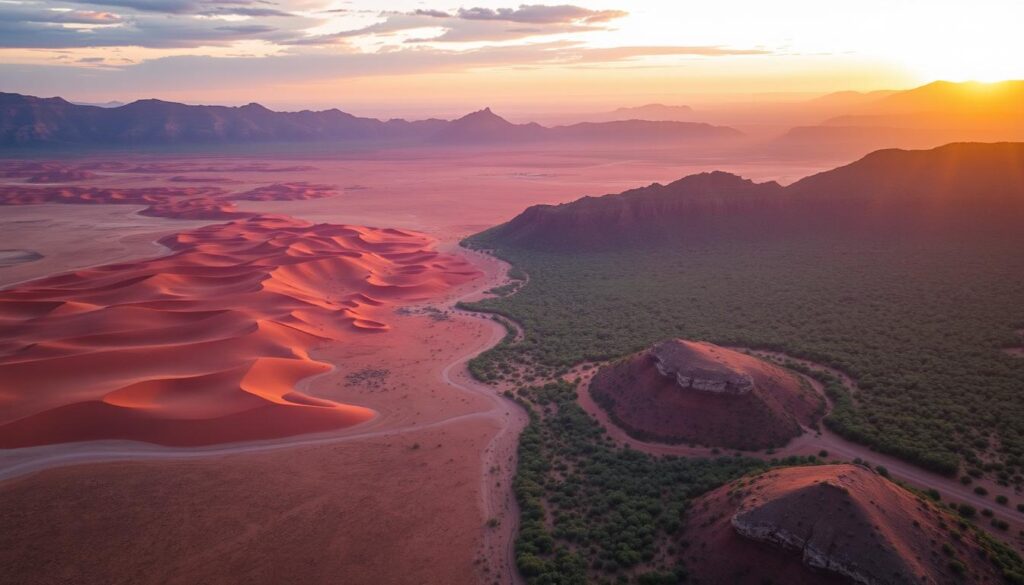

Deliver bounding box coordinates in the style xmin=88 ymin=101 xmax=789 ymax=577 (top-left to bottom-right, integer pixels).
xmin=456 ymin=4 xmax=627 ymax=24
xmin=0 ymin=3 xmax=628 ymax=51
xmin=575 ymin=45 xmax=773 ymax=61
xmin=199 ymin=6 xmax=295 ymax=17
xmin=0 ymin=13 xmax=294 ymax=49
xmin=412 ymin=9 xmax=449 ymax=18
xmin=293 ymin=4 xmax=628 ymax=46
xmin=1 ymin=6 xmax=124 ymax=25
xmin=0 ymin=40 xmax=775 ymax=98
xmin=213 ymin=24 xmax=278 ymax=34
xmin=62 ymin=0 xmax=212 ymax=14
xmin=0 ymin=1 xmax=769 ymax=94
xmin=62 ymin=0 xmax=292 ymax=16
xmin=0 ymin=0 xmax=308 ymax=49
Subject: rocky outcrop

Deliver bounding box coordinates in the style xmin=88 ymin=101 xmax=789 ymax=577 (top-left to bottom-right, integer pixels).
xmin=588 ymin=340 xmax=823 ymax=449
xmin=682 ymin=464 xmax=1010 ymax=585
xmin=730 ymin=475 xmax=897 ymax=585
xmin=651 ymin=340 xmax=753 ymax=395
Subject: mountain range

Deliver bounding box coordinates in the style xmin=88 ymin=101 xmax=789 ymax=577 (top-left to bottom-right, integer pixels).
xmin=775 ymin=81 xmax=1024 ymax=155
xmin=0 ymin=93 xmax=739 ymax=148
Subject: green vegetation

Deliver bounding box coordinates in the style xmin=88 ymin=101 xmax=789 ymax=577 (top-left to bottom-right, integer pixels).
xmin=464 ymin=234 xmax=1024 ymax=476
xmin=507 ymin=380 xmax=1024 ymax=584
xmin=511 ymin=380 xmax=803 ymax=584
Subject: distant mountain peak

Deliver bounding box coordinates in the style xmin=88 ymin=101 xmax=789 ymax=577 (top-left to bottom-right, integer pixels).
xmin=456 ymin=107 xmax=508 ymax=123
xmin=613 ymin=103 xmax=692 ymax=113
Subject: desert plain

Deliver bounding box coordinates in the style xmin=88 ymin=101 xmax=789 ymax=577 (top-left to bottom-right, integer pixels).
xmin=0 ymin=144 xmax=837 ymax=584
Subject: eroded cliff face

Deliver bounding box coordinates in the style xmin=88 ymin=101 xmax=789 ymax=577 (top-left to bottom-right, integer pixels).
xmin=730 ymin=479 xmax=886 ymax=585
xmin=650 ymin=340 xmax=753 ymax=395
xmin=682 ymin=464 xmax=1011 ymax=585
xmin=719 ymin=465 xmax=990 ymax=585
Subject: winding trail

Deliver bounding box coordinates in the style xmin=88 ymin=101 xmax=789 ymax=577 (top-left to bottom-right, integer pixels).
xmin=0 ymin=245 xmax=530 ymax=583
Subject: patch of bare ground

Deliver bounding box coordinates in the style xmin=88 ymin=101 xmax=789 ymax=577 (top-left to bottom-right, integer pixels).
xmin=0 ymin=422 xmax=494 ymax=585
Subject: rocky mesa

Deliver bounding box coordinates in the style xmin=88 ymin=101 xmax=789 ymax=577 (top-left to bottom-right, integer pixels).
xmin=589 ymin=340 xmax=823 ymax=450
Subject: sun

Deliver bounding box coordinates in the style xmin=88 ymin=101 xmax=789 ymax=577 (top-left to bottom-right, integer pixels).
xmin=884 ymin=3 xmax=1024 ymax=84
xmin=904 ymin=49 xmax=1024 ymax=84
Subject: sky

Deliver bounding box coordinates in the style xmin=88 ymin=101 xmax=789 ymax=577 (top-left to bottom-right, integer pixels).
xmin=1 ymin=0 xmax=1022 ymax=117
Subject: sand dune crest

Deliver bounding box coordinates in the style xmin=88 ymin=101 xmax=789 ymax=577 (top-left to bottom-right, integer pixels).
xmin=0 ymin=215 xmax=481 ymax=447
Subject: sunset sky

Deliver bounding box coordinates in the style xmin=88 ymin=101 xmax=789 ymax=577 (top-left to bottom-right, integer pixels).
xmin=1 ymin=0 xmax=1022 ymax=116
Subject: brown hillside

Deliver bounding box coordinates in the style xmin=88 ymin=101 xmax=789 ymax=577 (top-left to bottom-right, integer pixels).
xmin=682 ymin=464 xmax=1010 ymax=585
xmin=589 ymin=340 xmax=823 ymax=450
xmin=472 ymin=142 xmax=1024 ymax=250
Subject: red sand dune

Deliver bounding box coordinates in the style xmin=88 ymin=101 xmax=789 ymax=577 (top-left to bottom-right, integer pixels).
xmin=682 ymin=464 xmax=1007 ymax=584
xmin=167 ymin=175 xmax=240 ymax=184
xmin=0 ymin=184 xmax=242 ymax=220
xmin=0 ymin=161 xmax=98 ymax=183
xmin=119 ymin=162 xmax=318 ymax=174
xmin=234 ymin=182 xmax=340 ymax=201
xmin=589 ymin=340 xmax=823 ymax=449
xmin=0 ymin=181 xmax=338 ymax=220
xmin=26 ymin=168 xmax=97 ymax=183
xmin=0 ymin=215 xmax=481 ymax=447
xmin=0 ymin=160 xmax=317 ymax=185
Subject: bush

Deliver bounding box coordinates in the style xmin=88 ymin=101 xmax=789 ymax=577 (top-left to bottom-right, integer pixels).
xmin=510 ymin=381 xmax=769 ymax=584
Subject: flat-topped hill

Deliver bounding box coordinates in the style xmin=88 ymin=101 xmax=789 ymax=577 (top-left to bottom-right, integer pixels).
xmin=589 ymin=340 xmax=823 ymax=450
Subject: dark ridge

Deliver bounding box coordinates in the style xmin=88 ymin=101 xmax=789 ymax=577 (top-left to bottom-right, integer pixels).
xmin=470 ymin=142 xmax=1024 ymax=250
